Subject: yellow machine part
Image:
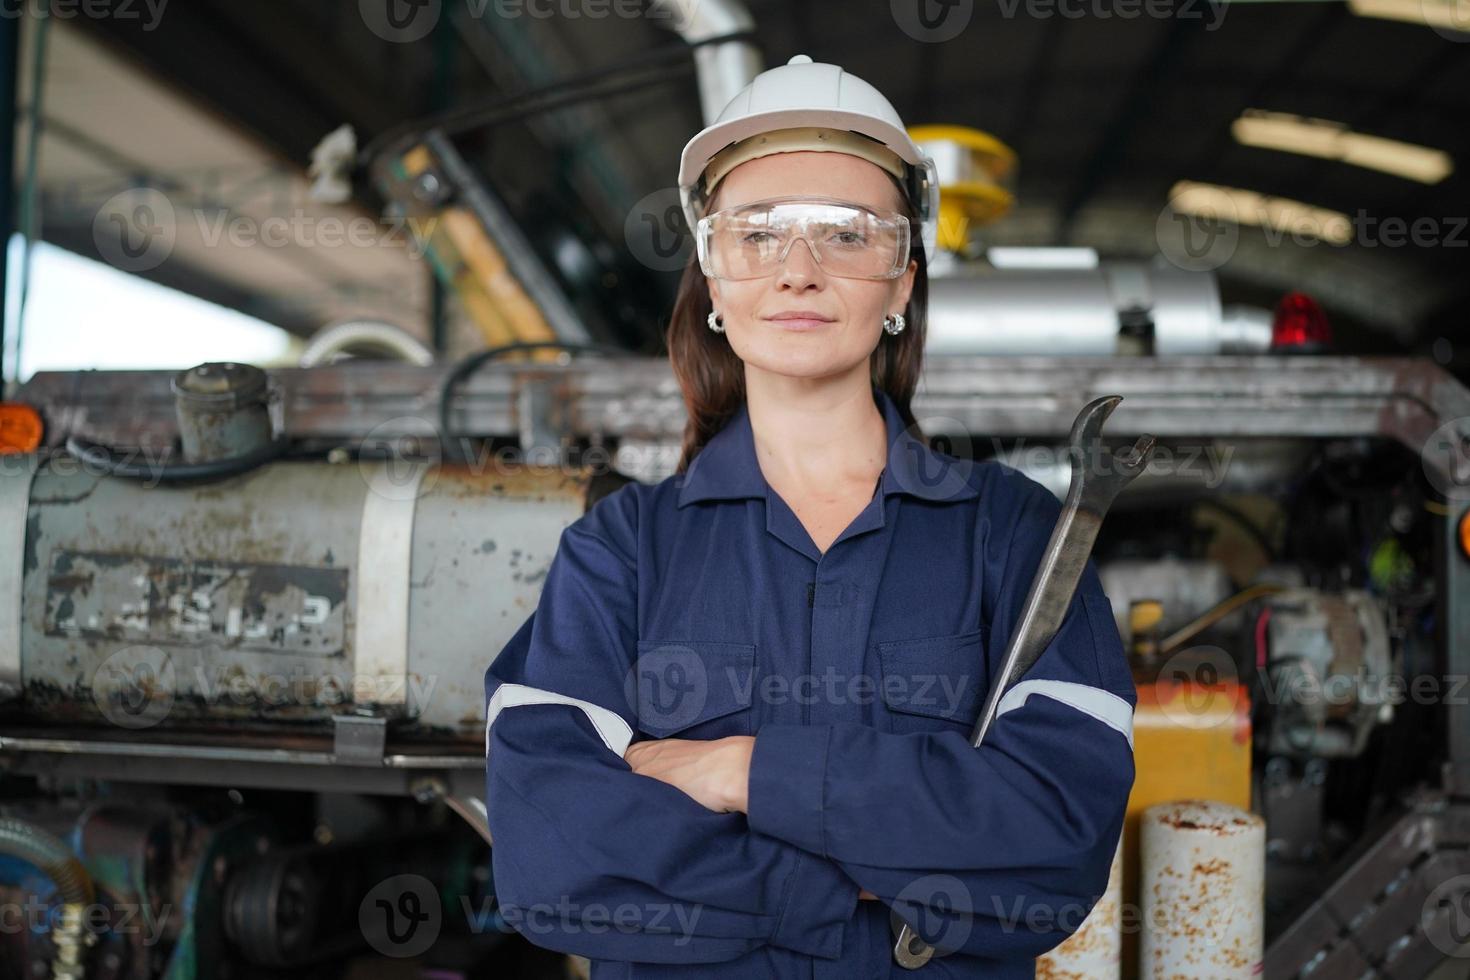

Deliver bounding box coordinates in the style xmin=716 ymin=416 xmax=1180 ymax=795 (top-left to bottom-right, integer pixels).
xmin=397 ymin=145 xmax=563 ymax=363
xmin=1121 ymin=677 xmax=1253 ymax=976
xmin=906 ymin=125 xmax=1017 ymax=252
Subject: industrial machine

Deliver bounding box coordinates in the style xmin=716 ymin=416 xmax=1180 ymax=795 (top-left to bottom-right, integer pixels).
xmin=4 ymin=349 xmax=1468 ymax=977
xmin=4 ymin=3 xmax=1470 ymax=976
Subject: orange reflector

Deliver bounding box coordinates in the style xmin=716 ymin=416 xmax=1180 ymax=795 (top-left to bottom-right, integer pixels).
xmin=1460 ymin=508 xmax=1470 ymax=561
xmin=0 ymin=403 xmax=44 ymax=453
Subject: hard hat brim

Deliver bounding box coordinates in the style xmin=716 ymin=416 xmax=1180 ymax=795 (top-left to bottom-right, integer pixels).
xmin=678 ymin=107 xmax=926 ymax=192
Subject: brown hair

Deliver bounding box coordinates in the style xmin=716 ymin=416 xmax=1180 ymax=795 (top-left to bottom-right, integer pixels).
xmin=665 ymin=172 xmax=929 ymax=473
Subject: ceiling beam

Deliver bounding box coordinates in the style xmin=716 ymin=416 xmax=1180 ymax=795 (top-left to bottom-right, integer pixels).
xmin=69 ymin=0 xmax=412 ymax=167
xmin=1054 ymin=18 xmax=1197 ymax=242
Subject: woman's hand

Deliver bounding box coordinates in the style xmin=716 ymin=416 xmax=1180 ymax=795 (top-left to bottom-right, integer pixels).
xmin=625 ymin=738 xmax=882 ymax=901
xmin=624 ymin=735 xmax=754 ymax=813
xmin=624 ymin=737 xmax=881 ymax=900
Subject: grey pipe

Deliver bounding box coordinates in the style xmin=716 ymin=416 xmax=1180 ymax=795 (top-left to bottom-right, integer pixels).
xmin=926 ymin=264 xmax=1272 ymax=356
xmin=650 ymin=0 xmax=762 ymax=125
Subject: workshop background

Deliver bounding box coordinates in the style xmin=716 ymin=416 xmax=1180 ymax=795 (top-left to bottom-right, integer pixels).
xmin=2 ymin=0 xmax=1470 ymax=977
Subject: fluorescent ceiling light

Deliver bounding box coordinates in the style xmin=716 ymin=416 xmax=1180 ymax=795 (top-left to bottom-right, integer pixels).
xmin=1348 ymin=0 xmax=1470 ymax=35
xmin=1166 ymin=181 xmax=1354 ymax=246
xmin=1233 ymin=110 xmax=1452 ymax=184
xmin=986 ymin=247 xmax=1099 ymax=269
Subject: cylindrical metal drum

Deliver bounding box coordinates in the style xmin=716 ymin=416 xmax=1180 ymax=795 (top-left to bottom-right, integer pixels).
xmin=0 ymin=453 xmax=592 ymax=742
xmin=925 ymin=265 xmax=1249 ymax=356
xmin=1140 ymin=800 xmax=1265 ymax=979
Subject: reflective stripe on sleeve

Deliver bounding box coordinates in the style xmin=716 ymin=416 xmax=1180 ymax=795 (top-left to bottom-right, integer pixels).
xmin=486 ymin=682 xmax=635 ymax=757
xmin=995 ymin=679 xmax=1134 ymax=748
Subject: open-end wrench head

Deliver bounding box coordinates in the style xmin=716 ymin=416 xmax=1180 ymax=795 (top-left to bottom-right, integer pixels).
xmin=893 ymin=930 xmax=935 ymax=969
xmin=1119 ymin=434 xmax=1157 ymax=474
xmin=1064 ymin=396 xmax=1157 ymax=508
xmin=1066 ymin=395 xmax=1123 ymax=451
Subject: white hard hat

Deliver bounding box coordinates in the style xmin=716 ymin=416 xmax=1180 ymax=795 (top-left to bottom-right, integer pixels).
xmin=677 ymin=54 xmax=941 ymax=264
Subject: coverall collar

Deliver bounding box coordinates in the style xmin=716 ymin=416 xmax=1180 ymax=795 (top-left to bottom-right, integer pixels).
xmin=675 ymin=386 xmax=980 ymax=508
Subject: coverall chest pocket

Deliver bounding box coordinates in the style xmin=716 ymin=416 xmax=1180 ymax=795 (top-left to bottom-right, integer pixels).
xmin=632 ymin=639 xmax=757 ymax=740
xmin=876 ymin=627 xmax=989 ymax=736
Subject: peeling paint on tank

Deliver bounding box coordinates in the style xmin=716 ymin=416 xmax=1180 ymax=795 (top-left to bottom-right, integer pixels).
xmin=24 ymin=513 xmax=42 ymax=574
xmin=430 ymin=463 xmax=589 ymax=501
xmin=41 ymin=550 xmax=348 ymax=656
xmin=17 ymin=458 xmax=585 ymax=741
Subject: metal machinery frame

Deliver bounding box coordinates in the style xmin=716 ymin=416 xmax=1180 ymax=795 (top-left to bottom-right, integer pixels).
xmin=7 ymin=354 xmax=1470 ymax=974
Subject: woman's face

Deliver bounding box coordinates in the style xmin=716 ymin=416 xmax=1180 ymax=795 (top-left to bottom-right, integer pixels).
xmin=704 ymin=151 xmax=917 ymax=384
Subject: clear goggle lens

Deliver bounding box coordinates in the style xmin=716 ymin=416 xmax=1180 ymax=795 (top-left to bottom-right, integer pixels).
xmin=696 ymin=197 xmax=911 ymax=281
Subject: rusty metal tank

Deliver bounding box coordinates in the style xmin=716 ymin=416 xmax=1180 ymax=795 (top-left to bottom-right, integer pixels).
xmin=0 ymin=451 xmax=603 ymax=742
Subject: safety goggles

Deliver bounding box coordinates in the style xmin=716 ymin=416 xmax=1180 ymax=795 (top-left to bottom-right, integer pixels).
xmin=695 ymin=196 xmax=912 ymax=281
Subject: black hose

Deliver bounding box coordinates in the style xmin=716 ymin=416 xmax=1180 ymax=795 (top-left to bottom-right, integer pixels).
xmin=65 ymin=435 xmax=289 ymax=483
xmin=435 ymin=340 xmax=632 ymax=461
xmin=360 ymin=28 xmax=760 ymax=164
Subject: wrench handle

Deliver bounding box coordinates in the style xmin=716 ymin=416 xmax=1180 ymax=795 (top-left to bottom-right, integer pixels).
xmin=891 ymin=398 xmax=1154 ymax=969
xmin=891 ymin=512 xmax=1100 ymax=970
xmin=891 ymin=511 xmax=1099 ymax=967
xmin=968 ymin=501 xmax=1103 ymax=747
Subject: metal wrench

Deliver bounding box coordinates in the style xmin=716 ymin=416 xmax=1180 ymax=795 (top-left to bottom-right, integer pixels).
xmin=892 ymin=395 xmax=1155 ymax=969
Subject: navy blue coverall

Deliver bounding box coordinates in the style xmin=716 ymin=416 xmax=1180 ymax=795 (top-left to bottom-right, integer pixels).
xmin=484 ymin=386 xmax=1137 ymax=978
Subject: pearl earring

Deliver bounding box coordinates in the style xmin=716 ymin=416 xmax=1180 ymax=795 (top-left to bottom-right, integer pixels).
xmin=707 ymin=311 xmax=725 ymax=333
xmin=882 ymin=313 xmax=906 ymax=336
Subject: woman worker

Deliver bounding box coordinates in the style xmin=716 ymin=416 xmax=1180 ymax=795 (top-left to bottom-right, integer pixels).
xmin=483 ymin=54 xmax=1136 ymax=978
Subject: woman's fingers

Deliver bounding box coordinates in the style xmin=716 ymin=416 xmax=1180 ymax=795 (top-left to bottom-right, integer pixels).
xmin=624 ymin=737 xmax=754 ymax=814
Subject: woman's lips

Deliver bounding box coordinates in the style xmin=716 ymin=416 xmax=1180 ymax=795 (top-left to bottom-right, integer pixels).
xmin=766 ymin=316 xmax=833 ymax=331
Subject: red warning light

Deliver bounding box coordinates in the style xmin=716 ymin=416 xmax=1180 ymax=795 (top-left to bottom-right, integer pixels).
xmin=1271 ymin=292 xmax=1332 ymax=352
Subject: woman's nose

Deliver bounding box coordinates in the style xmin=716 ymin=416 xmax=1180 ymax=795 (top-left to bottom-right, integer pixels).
xmin=775 ymin=237 xmax=824 ymax=288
